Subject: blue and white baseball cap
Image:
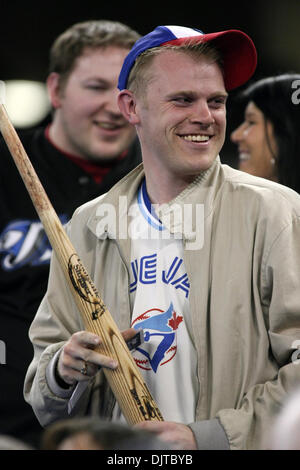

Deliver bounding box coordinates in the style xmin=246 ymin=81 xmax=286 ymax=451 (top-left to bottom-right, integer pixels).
xmin=118 ymin=25 xmax=257 ymax=91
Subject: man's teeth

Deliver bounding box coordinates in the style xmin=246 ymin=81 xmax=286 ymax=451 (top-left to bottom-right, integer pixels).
xmin=98 ymin=122 xmax=119 ymax=129
xmin=182 ymin=135 xmax=210 ymax=142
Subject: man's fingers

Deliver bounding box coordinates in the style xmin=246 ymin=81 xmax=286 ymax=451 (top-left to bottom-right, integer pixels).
xmin=84 ymin=349 xmax=118 ymax=370
xmin=57 ymin=330 xmax=120 ymax=385
xmin=57 ymin=327 xmax=142 ymax=386
xmin=122 ymin=327 xmax=139 ymax=342
xmin=135 ymin=421 xmax=171 ymax=432
xmin=134 ymin=421 xmax=197 ymax=450
xmin=72 ymin=330 xmax=101 ymax=348
xmin=64 ymin=343 xmax=118 ymax=370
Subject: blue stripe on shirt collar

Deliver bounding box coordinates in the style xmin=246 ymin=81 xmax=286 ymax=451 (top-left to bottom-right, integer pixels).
xmin=137 ymin=179 xmax=164 ymax=231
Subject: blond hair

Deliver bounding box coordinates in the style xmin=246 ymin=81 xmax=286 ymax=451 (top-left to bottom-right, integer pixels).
xmin=127 ymin=41 xmax=223 ymax=97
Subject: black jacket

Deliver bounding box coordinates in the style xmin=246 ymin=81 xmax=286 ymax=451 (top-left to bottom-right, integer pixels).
xmin=0 ymin=126 xmax=141 ymax=446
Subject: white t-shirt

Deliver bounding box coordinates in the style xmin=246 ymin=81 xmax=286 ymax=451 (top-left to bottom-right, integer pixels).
xmin=113 ymin=180 xmax=198 ymax=423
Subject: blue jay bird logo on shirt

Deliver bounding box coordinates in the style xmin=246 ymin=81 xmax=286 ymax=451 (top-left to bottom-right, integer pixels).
xmin=131 ymin=302 xmax=183 ymax=373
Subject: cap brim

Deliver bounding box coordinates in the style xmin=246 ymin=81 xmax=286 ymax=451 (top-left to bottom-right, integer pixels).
xmin=118 ymin=27 xmax=257 ymax=91
xmin=163 ymin=29 xmax=257 ymax=91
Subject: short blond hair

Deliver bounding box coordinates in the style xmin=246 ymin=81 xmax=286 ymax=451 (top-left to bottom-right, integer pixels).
xmin=127 ymin=41 xmax=223 ymax=97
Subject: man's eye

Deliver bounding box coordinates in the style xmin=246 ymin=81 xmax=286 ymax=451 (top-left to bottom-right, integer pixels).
xmin=85 ymin=83 xmax=107 ymax=91
xmin=173 ymin=97 xmax=191 ymax=105
xmin=209 ymin=98 xmax=226 ymax=108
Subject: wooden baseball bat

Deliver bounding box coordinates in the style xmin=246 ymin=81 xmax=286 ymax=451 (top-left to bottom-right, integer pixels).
xmin=0 ymin=87 xmax=163 ymax=424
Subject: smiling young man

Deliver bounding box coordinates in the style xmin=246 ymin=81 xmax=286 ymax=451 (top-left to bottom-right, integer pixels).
xmin=25 ymin=26 xmax=300 ymax=450
xmin=0 ymin=20 xmax=141 ymax=447
xmin=47 ymin=45 xmax=136 ymax=162
xmin=118 ymin=43 xmax=228 ymax=203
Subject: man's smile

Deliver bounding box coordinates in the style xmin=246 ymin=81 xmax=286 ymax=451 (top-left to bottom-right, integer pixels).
xmin=180 ymin=134 xmax=211 ymax=142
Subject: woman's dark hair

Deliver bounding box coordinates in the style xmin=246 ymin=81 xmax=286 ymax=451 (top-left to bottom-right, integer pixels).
xmin=238 ymin=74 xmax=300 ymax=193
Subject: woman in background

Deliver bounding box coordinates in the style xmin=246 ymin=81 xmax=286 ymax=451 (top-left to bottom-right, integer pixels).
xmin=231 ymin=74 xmax=300 ymax=193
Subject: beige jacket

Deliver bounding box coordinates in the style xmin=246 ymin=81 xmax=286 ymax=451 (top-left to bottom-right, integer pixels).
xmin=24 ymin=159 xmax=300 ymax=449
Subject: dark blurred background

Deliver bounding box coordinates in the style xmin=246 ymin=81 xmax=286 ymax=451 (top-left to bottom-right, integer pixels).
xmin=1 ymin=0 xmax=300 ymax=166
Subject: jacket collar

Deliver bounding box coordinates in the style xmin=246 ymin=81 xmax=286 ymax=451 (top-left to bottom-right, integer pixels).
xmin=87 ymin=157 xmax=223 ymax=243
xmin=87 ymin=163 xmax=145 ymax=239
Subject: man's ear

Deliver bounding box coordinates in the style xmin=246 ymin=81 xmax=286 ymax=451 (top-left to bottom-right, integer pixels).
xmin=46 ymin=72 xmax=63 ymax=109
xmin=118 ymin=90 xmax=140 ymax=125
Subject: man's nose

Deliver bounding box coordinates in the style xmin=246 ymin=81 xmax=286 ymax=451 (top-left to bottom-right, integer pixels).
xmin=103 ymin=88 xmax=123 ymax=116
xmin=190 ymin=101 xmax=214 ymax=126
